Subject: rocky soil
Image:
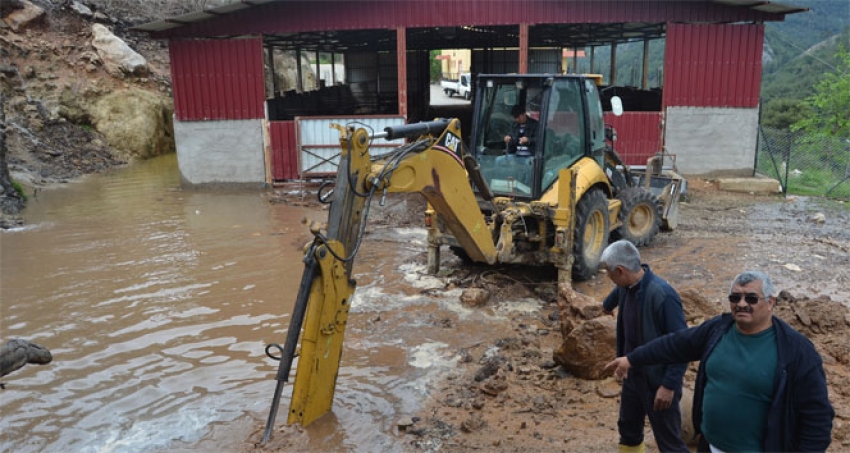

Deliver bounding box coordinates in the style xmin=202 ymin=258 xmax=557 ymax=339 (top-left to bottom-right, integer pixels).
xmin=250 ymin=182 xmax=850 ymax=453
xmin=0 ymin=0 xmax=175 ymax=228
xmin=396 ymin=184 xmax=850 ymax=453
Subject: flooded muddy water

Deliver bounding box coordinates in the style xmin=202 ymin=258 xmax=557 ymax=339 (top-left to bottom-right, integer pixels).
xmin=3 ymin=158 xmax=849 ymax=453
xmin=0 ymin=155 xmax=524 ymax=452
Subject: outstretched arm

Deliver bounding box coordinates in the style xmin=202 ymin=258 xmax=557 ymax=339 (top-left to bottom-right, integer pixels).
xmin=605 ymin=356 xmax=632 ymax=379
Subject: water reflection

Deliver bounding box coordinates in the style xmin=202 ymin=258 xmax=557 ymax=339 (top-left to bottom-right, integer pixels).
xmin=0 ymin=155 xmax=324 ymax=452
xmin=1 ymin=154 xmax=518 ymax=453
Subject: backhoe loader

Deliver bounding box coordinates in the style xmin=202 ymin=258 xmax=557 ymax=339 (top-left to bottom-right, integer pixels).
xmin=261 ymin=74 xmax=683 ymax=441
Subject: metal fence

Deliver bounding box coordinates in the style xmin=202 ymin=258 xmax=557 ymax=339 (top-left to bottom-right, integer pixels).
xmin=756 ymin=126 xmax=850 ymax=200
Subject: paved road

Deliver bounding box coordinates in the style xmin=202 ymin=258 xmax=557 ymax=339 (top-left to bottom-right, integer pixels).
xmin=429 ymin=82 xmax=471 ymax=106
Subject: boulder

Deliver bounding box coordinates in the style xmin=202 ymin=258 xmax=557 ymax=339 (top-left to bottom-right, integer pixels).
xmin=89 ymin=88 xmax=174 ymax=159
xmin=3 ymin=0 xmax=45 ymax=32
xmin=553 ymin=316 xmax=617 ymax=380
xmin=70 ymin=1 xmax=93 ymax=18
xmin=556 ymin=282 xmax=603 ymax=337
xmin=91 ymin=24 xmax=147 ymax=78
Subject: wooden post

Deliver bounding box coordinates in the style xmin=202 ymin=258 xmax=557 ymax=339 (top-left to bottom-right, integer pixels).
xmin=519 ymin=23 xmax=529 ymax=74
xmin=396 ymin=27 xmax=408 ymax=118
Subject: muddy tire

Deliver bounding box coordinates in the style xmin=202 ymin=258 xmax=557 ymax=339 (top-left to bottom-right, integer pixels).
xmin=572 ymin=188 xmax=609 ymax=281
xmin=612 ymin=187 xmax=662 ymax=247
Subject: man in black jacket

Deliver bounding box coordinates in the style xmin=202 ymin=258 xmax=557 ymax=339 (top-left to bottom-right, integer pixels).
xmin=503 ymin=104 xmax=538 ymax=157
xmin=606 ymin=270 xmax=834 ymax=452
xmin=601 ymin=240 xmax=690 ymax=453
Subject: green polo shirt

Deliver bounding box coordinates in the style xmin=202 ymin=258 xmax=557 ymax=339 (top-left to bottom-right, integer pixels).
xmin=701 ymin=325 xmax=777 ymax=452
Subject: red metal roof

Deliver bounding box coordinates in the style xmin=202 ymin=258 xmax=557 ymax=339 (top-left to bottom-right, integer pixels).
xmin=136 ymin=0 xmax=805 ymax=40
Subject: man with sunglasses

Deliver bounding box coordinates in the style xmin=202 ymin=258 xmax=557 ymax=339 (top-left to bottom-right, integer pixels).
xmin=606 ymin=270 xmax=834 ymax=452
xmin=600 ymin=240 xmax=690 ymax=453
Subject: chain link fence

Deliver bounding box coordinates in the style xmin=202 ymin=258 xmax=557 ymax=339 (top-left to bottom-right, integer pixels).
xmin=756 ymin=126 xmax=850 ymax=200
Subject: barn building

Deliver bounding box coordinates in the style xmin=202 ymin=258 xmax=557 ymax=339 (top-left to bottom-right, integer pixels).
xmin=136 ymin=0 xmax=805 ymax=186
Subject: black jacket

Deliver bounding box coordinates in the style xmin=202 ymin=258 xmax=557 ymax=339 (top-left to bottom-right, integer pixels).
xmin=628 ymin=314 xmax=834 ymax=452
xmin=602 ymin=265 xmax=688 ymax=392
xmin=507 ymin=117 xmax=538 ymax=155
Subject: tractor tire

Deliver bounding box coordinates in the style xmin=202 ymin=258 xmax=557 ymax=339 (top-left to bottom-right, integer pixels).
xmin=572 ymin=188 xmax=609 ymax=281
xmin=612 ymin=187 xmax=662 ymax=247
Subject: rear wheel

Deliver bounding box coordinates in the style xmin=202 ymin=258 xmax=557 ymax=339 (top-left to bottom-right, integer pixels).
xmin=572 ymin=188 xmax=609 ymax=281
xmin=612 ymin=187 xmax=662 ymax=246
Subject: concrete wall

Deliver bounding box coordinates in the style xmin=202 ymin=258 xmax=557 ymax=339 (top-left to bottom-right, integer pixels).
xmin=173 ymin=118 xmax=266 ymax=186
xmin=665 ymin=107 xmax=759 ymax=176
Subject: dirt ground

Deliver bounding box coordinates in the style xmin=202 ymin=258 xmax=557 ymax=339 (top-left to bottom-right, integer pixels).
xmin=263 ymin=180 xmax=850 ymax=452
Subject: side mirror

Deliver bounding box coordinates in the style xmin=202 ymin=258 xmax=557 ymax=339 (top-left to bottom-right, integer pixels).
xmin=611 ymin=96 xmax=624 ymax=117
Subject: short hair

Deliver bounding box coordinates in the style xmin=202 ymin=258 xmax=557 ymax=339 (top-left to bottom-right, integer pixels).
xmin=601 ymin=240 xmax=641 ymax=273
xmin=730 ymin=271 xmax=774 ymax=298
xmin=510 ymin=105 xmax=526 ymax=117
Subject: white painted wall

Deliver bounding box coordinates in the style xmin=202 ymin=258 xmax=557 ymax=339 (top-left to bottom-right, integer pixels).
xmin=173 ymin=118 xmax=266 ymax=186
xmin=665 ymin=107 xmax=759 ymax=176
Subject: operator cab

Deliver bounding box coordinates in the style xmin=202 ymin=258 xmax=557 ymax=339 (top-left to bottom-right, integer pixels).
xmin=471 ymin=75 xmax=607 ymax=200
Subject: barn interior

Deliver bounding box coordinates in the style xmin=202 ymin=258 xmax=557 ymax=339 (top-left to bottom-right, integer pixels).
xmin=261 ymin=22 xmax=668 ymax=131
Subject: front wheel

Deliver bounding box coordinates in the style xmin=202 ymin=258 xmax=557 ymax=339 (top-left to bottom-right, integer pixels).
xmin=572 ymin=188 xmax=609 ymax=281
xmin=464 ymin=91 xmax=471 ymax=100
xmin=612 ymin=187 xmax=662 ymax=247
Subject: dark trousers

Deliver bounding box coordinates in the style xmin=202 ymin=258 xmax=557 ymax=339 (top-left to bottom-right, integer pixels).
xmin=618 ymin=369 xmax=690 ymax=453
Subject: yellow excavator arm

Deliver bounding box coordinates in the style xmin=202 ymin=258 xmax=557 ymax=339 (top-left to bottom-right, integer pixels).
xmin=262 ymin=119 xmax=498 ymax=440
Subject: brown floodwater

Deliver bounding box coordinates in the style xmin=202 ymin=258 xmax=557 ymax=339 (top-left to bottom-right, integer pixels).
xmin=0 ymin=154 xmax=526 ymax=452
xmin=4 ymin=155 xmax=848 ymax=453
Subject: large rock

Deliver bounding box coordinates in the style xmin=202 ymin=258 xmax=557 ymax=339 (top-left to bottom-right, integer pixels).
xmin=91 ymin=24 xmax=147 ymax=78
xmin=89 ymin=88 xmax=174 ymax=159
xmin=553 ymin=282 xmax=616 ymax=379
xmin=553 ymin=316 xmax=617 ymax=380
xmin=556 ymin=282 xmax=604 ymax=337
xmin=3 ymin=0 xmax=45 ymax=32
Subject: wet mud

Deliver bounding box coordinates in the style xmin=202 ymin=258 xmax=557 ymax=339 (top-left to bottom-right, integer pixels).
xmin=249 ymin=179 xmax=850 ymax=452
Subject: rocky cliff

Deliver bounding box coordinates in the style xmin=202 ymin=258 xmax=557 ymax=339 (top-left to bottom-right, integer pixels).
xmin=0 ymin=0 xmax=177 ymax=227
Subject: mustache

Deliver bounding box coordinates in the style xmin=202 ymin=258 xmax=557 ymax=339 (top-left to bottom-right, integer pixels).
xmin=734 ymin=306 xmax=753 ymax=314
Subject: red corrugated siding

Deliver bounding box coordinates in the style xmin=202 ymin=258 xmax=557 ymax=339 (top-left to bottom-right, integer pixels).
xmin=269 ymin=121 xmax=299 ymax=180
xmin=604 ymin=112 xmax=664 ymax=166
xmin=170 ymin=38 xmax=265 ymax=120
xmin=158 ymin=1 xmax=783 ymax=39
xmin=663 ymin=23 xmax=764 ymax=108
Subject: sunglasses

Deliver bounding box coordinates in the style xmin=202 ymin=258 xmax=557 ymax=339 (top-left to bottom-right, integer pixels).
xmin=728 ymin=293 xmax=767 ymax=304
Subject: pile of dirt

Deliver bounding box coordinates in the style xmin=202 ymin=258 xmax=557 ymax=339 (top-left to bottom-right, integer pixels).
xmin=391 ymin=182 xmax=850 ymax=452
xmin=1 ymin=0 xmax=172 ymax=226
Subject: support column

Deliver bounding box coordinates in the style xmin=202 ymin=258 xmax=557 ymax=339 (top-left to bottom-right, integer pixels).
xmin=267 ymin=45 xmax=278 ymax=95
xmin=396 ymin=27 xmax=408 ymax=118
xmin=642 ymin=39 xmax=650 ymax=89
xmin=519 ymin=23 xmax=529 ymax=74
xmin=610 ymin=43 xmax=617 ymax=86
xmin=296 ymin=48 xmax=303 ymax=92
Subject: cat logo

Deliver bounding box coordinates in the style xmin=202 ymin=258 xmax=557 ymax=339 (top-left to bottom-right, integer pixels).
xmin=443 ymin=132 xmax=460 ymax=155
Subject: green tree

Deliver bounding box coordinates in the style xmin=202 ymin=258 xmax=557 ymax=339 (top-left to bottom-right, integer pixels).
xmin=792 ymin=47 xmax=850 ymax=137
xmin=429 ymin=50 xmax=442 ymax=83
xmin=761 ymin=98 xmax=812 ymax=130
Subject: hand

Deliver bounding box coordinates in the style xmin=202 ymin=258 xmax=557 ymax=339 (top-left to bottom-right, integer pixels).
xmin=504 ymin=135 xmax=511 ymax=143
xmin=604 ymin=356 xmax=631 ymax=380
xmin=519 ymin=137 xmax=528 ymax=145
xmin=654 ymin=386 xmax=675 ymax=412
xmin=603 ymin=309 xmax=615 ymax=317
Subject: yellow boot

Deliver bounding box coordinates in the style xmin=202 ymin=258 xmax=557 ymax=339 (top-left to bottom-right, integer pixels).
xmin=618 ymin=442 xmax=646 ymax=453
